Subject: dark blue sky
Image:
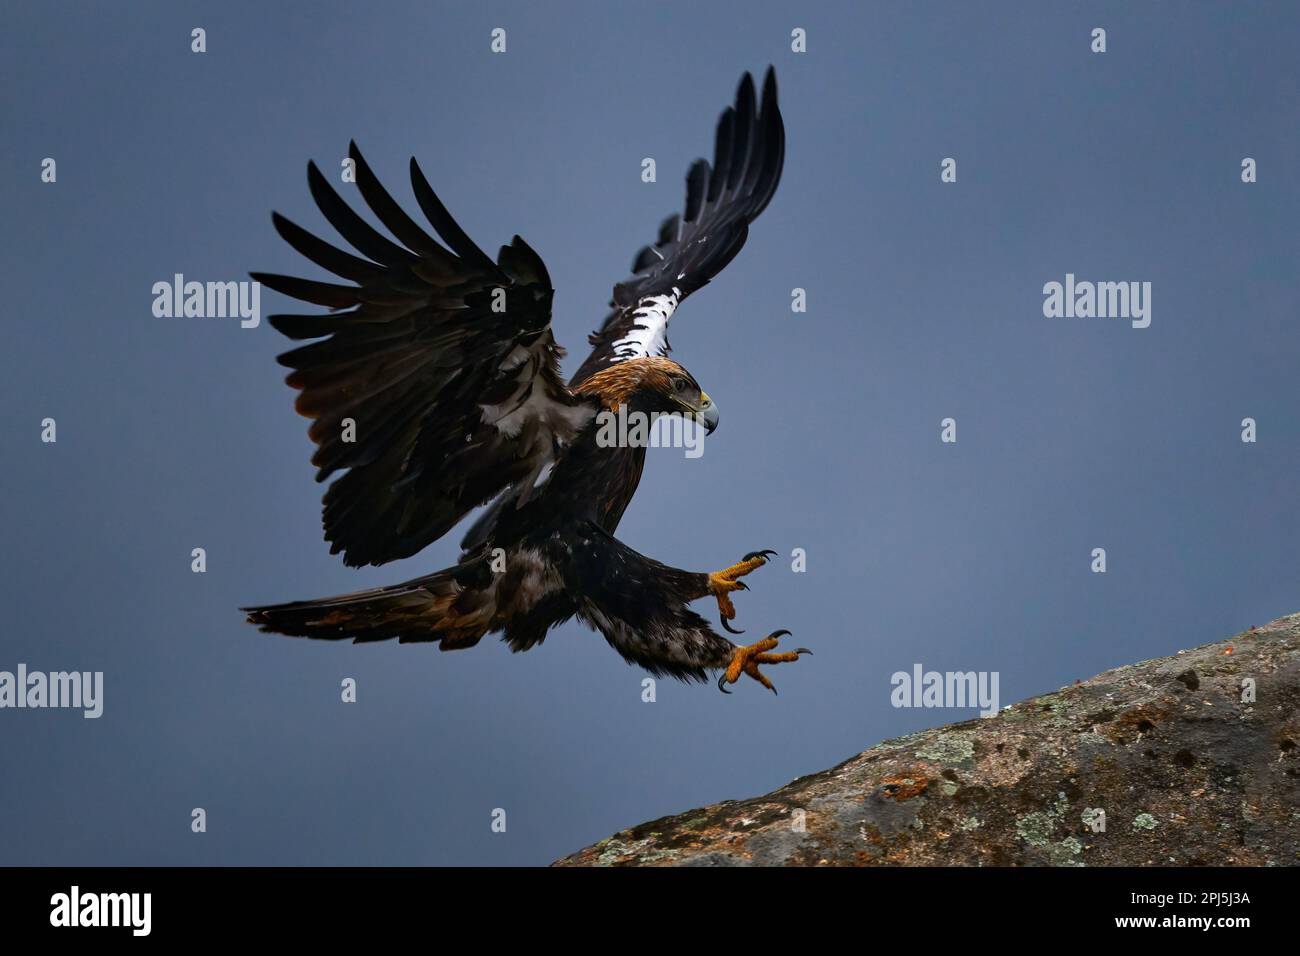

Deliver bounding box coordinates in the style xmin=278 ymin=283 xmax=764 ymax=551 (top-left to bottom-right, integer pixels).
xmin=2 ymin=1 xmax=1298 ymax=865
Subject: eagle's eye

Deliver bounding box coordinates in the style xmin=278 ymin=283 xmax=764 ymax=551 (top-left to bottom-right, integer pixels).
xmin=674 ymin=378 xmax=689 ymax=393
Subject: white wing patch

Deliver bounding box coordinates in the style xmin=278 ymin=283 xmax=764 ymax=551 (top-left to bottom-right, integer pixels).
xmin=479 ymin=332 xmax=596 ymax=439
xmin=610 ymin=287 xmax=681 ymax=362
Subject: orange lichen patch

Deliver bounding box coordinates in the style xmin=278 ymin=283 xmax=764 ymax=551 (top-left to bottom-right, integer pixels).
xmin=880 ymin=773 xmax=930 ymax=801
xmin=1104 ymin=704 xmax=1172 ymax=743
xmin=1222 ymin=646 xmax=1235 ymax=655
xmin=573 ymin=356 xmax=683 ymax=407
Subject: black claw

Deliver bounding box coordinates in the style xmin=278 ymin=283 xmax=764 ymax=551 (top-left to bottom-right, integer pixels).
xmin=768 ymin=628 xmax=792 ymax=640
xmin=735 ymin=581 xmax=749 ymax=591
xmin=770 ymin=686 xmax=779 ymax=696
xmin=717 ymin=674 xmax=732 ymax=694
xmin=743 ymin=549 xmax=778 ymax=563
xmin=796 ymin=648 xmax=812 ymax=656
xmin=721 ymin=614 xmax=745 ymax=635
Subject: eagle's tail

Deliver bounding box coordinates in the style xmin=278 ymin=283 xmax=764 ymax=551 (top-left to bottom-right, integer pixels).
xmin=241 ymin=561 xmax=495 ymax=649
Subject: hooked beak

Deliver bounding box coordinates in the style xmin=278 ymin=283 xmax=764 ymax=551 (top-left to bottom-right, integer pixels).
xmin=697 ymin=392 xmax=719 ymax=435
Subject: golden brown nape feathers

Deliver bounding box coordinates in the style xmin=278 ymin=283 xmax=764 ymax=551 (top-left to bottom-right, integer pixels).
xmin=572 ymin=356 xmax=691 ymax=409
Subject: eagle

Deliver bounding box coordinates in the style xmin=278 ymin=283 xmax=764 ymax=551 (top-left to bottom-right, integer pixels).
xmin=242 ymin=68 xmax=809 ymax=694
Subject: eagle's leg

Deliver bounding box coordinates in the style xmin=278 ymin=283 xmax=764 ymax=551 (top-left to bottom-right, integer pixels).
xmin=718 ymin=630 xmax=811 ymax=696
xmin=706 ymin=549 xmax=776 ymax=634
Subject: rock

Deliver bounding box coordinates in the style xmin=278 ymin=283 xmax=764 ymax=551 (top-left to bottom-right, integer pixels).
xmin=555 ymin=613 xmax=1300 ymax=866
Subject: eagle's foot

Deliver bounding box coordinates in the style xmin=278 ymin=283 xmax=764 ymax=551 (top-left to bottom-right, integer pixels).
xmin=718 ymin=630 xmax=810 ymax=695
xmin=707 ymin=549 xmax=776 ymax=634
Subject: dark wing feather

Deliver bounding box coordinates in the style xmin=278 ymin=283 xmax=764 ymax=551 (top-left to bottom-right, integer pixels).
xmin=571 ymin=67 xmax=785 ymax=385
xmin=254 ymin=142 xmax=593 ymax=567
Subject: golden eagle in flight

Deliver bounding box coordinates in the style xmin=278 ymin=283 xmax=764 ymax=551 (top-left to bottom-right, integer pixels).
xmin=243 ymin=68 xmax=808 ymax=694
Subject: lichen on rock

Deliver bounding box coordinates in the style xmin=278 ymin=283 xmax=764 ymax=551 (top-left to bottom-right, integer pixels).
xmin=555 ymin=613 xmax=1300 ymax=867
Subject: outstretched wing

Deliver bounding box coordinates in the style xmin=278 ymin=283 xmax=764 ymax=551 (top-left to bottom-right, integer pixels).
xmin=571 ymin=68 xmax=786 ymax=385
xmin=253 ymin=143 xmax=593 ymax=567
xmin=565 ymin=523 xmax=736 ymax=682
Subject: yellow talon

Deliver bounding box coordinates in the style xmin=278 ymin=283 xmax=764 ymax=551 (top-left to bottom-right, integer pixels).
xmin=718 ymin=630 xmax=811 ymax=695
xmin=707 ymin=549 xmax=776 ymax=634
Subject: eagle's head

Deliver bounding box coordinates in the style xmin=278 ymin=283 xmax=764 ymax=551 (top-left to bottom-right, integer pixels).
xmin=574 ymin=356 xmax=719 ymax=434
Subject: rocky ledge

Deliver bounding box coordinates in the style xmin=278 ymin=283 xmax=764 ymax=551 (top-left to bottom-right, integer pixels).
xmin=556 ymin=613 xmax=1300 ymax=866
